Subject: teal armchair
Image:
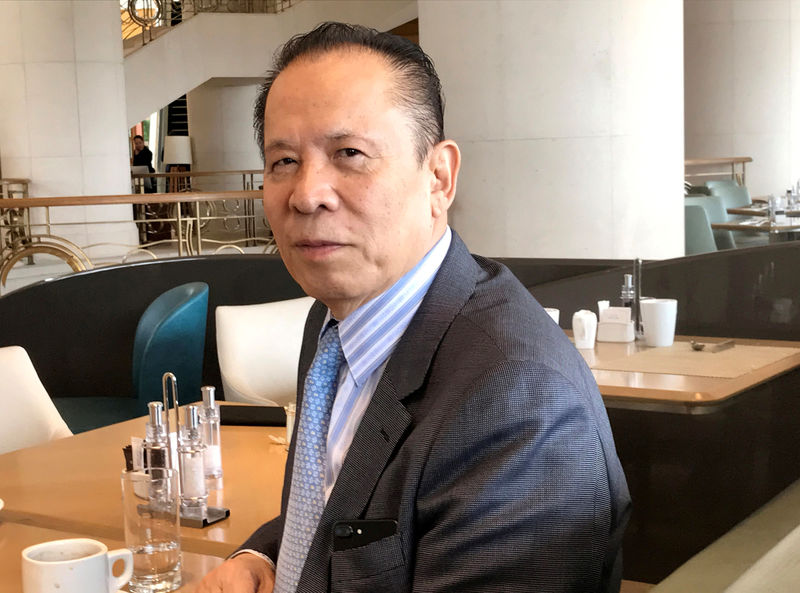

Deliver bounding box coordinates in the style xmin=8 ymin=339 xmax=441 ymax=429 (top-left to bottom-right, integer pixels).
xmin=132 ymin=282 xmax=209 ymax=415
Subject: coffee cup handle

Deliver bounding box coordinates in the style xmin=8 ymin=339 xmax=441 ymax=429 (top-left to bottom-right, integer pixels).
xmin=106 ymin=548 xmax=134 ymax=593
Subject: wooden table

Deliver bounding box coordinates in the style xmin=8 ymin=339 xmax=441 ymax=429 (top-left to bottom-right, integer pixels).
xmin=590 ymin=336 xmax=800 ymax=582
xmin=0 ymin=523 xmax=223 ymax=592
xmin=0 ymin=416 xmax=287 ymax=558
xmin=711 ymin=218 xmax=800 ymax=242
xmin=581 ymin=336 xmax=800 ymax=413
xmin=726 ymin=204 xmax=800 ymax=217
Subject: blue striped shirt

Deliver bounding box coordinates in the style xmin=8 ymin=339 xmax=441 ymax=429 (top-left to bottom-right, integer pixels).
xmin=322 ymin=227 xmax=452 ymax=500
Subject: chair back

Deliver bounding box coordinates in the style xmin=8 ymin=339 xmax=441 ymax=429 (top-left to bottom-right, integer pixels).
xmin=685 ymin=204 xmax=718 ymax=255
xmin=0 ymin=346 xmax=72 ymax=454
xmin=706 ymin=180 xmax=752 ymax=209
xmin=215 ymin=296 xmax=314 ymax=406
xmin=133 ymin=282 xmax=209 ymax=414
xmin=685 ymin=195 xmax=736 ymax=250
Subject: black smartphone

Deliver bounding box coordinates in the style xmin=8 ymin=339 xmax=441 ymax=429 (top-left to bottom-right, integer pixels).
xmin=332 ymin=519 xmax=397 ymax=551
xmin=219 ymin=404 xmax=286 ymax=426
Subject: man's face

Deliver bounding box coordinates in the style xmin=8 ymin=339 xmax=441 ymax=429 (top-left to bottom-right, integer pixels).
xmin=262 ymin=49 xmax=451 ymax=318
xmin=133 ymin=137 xmax=144 ymax=152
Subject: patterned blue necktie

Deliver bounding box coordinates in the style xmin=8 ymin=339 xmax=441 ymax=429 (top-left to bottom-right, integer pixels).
xmin=274 ymin=322 xmax=344 ymax=593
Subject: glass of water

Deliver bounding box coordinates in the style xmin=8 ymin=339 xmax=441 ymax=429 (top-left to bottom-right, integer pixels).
xmin=121 ymin=468 xmax=182 ymax=593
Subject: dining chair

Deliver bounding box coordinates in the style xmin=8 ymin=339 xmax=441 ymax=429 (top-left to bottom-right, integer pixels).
xmin=215 ymin=296 xmax=314 ymax=406
xmin=704 ymin=181 xmax=770 ymax=249
xmin=0 ymin=345 xmax=72 ymax=454
xmin=706 ymin=179 xmax=753 ymax=209
xmin=685 ymin=204 xmax=717 ymax=255
xmin=685 ymin=195 xmax=736 ymax=250
xmin=133 ymin=282 xmax=210 ymax=415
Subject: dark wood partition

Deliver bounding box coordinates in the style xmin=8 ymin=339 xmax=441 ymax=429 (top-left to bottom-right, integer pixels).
xmin=527 ymin=242 xmax=800 ymax=583
xmin=529 ymin=242 xmax=800 ymax=340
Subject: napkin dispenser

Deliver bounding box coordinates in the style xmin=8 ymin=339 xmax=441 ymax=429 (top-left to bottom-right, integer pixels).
xmin=597 ymin=306 xmax=635 ymax=343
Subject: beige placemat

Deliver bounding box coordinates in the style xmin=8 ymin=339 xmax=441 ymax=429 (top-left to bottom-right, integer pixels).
xmin=592 ymin=343 xmax=800 ymax=378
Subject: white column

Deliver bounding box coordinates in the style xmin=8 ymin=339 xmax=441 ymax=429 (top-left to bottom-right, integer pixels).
xmin=685 ymin=0 xmax=800 ymax=197
xmin=0 ymin=0 xmax=136 ymax=258
xmin=420 ymin=0 xmax=684 ymax=259
xmin=186 ymin=81 xmax=264 ymax=192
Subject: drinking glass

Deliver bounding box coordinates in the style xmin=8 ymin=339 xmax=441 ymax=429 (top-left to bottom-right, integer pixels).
xmin=121 ymin=468 xmax=182 ymax=593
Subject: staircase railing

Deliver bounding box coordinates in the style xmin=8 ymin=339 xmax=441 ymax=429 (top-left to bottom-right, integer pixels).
xmin=121 ymin=0 xmax=299 ymax=52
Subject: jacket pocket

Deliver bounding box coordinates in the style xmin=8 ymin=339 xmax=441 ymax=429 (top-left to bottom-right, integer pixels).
xmin=330 ymin=532 xmax=407 ymax=593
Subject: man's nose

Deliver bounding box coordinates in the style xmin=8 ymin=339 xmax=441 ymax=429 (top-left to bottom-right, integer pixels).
xmin=289 ymin=162 xmax=339 ymax=214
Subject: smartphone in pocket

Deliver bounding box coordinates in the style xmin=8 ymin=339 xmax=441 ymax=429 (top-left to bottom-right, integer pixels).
xmin=332 ymin=519 xmax=397 ymax=551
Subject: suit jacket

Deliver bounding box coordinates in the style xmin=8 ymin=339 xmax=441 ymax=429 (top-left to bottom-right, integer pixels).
xmin=240 ymin=232 xmax=630 ymax=593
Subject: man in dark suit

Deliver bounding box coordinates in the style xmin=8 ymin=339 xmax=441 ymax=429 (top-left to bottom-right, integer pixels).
xmin=198 ymin=22 xmax=629 ymax=593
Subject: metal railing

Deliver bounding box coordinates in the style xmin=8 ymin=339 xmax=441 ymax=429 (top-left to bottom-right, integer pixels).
xmin=685 ymin=157 xmax=753 ymax=186
xmin=121 ymin=0 xmax=299 ymax=50
xmin=0 ymin=181 xmax=277 ymax=292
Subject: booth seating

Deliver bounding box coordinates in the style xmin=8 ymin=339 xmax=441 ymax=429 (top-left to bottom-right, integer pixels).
xmin=52 ymin=282 xmax=209 ymax=433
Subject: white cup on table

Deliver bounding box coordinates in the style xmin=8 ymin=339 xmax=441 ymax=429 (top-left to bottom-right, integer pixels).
xmin=543 ymin=308 xmax=560 ymax=324
xmin=641 ymin=298 xmax=678 ymax=347
xmin=22 ymin=538 xmax=133 ymax=593
xmin=572 ymin=310 xmax=598 ymax=349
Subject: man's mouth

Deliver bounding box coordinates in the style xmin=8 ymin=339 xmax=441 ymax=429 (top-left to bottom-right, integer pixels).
xmin=294 ymin=240 xmax=345 ymax=257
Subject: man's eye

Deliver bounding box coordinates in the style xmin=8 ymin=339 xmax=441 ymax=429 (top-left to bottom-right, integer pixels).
xmin=271 ymin=157 xmax=296 ymax=169
xmin=339 ymin=148 xmax=363 ymax=158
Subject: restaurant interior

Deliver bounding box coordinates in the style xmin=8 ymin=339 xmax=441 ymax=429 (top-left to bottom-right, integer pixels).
xmin=1 ymin=1 xmax=800 ymax=591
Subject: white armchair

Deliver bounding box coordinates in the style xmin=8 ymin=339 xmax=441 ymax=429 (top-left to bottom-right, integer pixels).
xmin=215 ymin=296 xmax=315 ymax=406
xmin=0 ymin=346 xmax=72 ymax=454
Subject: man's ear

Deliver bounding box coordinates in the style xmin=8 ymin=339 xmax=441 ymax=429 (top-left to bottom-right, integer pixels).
xmin=428 ymin=140 xmax=460 ymax=218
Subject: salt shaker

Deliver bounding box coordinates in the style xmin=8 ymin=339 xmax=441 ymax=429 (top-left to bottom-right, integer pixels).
xmin=178 ymin=405 xmax=208 ymax=512
xmin=199 ymin=386 xmax=223 ymax=482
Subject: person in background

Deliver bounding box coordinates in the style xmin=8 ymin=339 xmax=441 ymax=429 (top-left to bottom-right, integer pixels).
xmin=132 ymin=134 xmax=155 ymax=193
xmin=198 ymin=21 xmax=630 ymax=593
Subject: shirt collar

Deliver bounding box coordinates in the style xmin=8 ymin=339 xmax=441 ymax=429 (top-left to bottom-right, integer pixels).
xmin=324 ymin=226 xmax=452 ymax=387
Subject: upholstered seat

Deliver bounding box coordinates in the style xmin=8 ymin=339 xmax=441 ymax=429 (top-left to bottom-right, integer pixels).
xmin=685 ymin=204 xmax=717 ymax=255
xmin=705 ymin=181 xmax=768 ymax=248
xmin=706 ymin=179 xmax=752 ymax=209
xmin=685 ymin=195 xmax=735 ymax=250
xmin=133 ymin=282 xmax=210 ymax=414
xmin=216 ymin=296 xmax=314 ymax=406
xmin=0 ymin=345 xmax=72 ymax=454
xmin=54 ymin=282 xmax=210 ymax=433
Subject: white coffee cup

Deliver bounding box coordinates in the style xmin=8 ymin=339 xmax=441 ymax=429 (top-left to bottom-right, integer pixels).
xmin=572 ymin=310 xmax=598 ymax=349
xmin=22 ymin=538 xmax=133 ymax=593
xmin=640 ymin=298 xmax=678 ymax=347
xmin=543 ymin=308 xmax=560 ymax=324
